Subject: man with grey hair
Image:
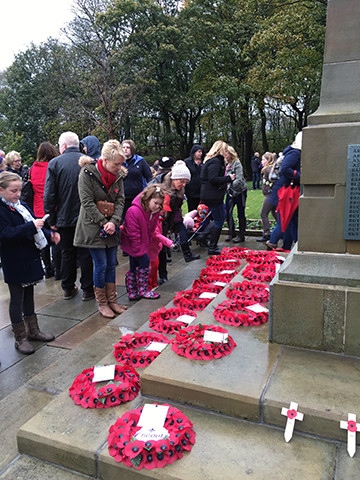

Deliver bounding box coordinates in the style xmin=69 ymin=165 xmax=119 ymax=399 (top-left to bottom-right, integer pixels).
xmin=44 ymin=131 xmax=94 ymax=300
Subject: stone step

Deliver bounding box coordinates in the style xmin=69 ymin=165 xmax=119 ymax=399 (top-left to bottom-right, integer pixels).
xmin=18 ymin=392 xmax=357 ymax=480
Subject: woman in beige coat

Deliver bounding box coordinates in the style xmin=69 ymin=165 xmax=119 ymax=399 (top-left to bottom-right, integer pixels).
xmin=74 ymin=140 xmax=127 ymax=318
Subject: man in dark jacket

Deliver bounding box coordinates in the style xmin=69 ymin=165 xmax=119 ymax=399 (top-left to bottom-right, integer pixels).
xmin=251 ymin=152 xmax=261 ymax=189
xmin=44 ymin=131 xmax=94 ymax=300
xmin=184 ymin=144 xmax=205 ymax=211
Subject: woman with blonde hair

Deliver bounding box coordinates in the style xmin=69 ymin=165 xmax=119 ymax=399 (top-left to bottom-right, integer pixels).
xmin=200 ymin=141 xmax=235 ymax=255
xmin=74 ymin=139 xmax=127 ymax=318
xmin=225 ymin=146 xmax=248 ymax=243
xmin=257 ymin=152 xmax=278 ymax=242
xmin=5 ymin=151 xmax=29 ymax=179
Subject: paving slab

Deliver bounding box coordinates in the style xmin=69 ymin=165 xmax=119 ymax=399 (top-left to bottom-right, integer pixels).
xmin=0 ymin=455 xmax=91 ymax=480
xmin=0 ymin=386 xmax=54 ymax=471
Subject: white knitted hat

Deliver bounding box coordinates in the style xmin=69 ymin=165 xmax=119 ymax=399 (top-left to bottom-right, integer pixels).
xmin=171 ymin=160 xmax=191 ymax=181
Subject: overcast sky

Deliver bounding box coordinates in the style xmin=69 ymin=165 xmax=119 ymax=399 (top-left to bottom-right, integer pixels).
xmin=1 ymin=0 xmax=75 ymax=71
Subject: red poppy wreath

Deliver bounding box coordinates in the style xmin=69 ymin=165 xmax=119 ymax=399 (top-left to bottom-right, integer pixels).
xmin=205 ymin=255 xmax=242 ymax=270
xmin=198 ymin=266 xmax=238 ymax=284
xmin=108 ymin=404 xmax=196 ymax=470
xmin=226 ymin=280 xmax=269 ymax=303
xmin=213 ymin=299 xmax=268 ymax=327
xmin=219 ymin=246 xmax=250 ymax=259
xmin=173 ymin=288 xmax=215 ymax=311
xmin=113 ymin=331 xmax=171 ymax=368
xmin=241 ymin=263 xmax=277 ymax=283
xmin=171 ymin=323 xmax=236 ymax=360
xmin=69 ymin=364 xmax=140 ymax=409
xmin=149 ymin=306 xmax=197 ymax=335
xmin=192 ymin=278 xmax=226 ymax=294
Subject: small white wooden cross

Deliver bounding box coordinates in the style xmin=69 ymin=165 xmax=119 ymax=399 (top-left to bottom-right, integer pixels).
xmin=281 ymin=401 xmax=304 ymax=442
xmin=340 ymin=413 xmax=360 ymax=457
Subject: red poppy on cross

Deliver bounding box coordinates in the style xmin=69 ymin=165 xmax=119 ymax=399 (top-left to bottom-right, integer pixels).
xmin=340 ymin=413 xmax=360 ymax=457
xmin=281 ymin=401 xmax=304 ymax=442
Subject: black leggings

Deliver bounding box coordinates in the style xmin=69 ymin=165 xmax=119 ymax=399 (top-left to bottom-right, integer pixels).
xmin=8 ymin=284 xmax=34 ymax=325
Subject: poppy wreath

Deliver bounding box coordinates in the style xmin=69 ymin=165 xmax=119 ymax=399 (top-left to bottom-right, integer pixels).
xmin=192 ymin=278 xmax=225 ymax=294
xmin=198 ymin=266 xmax=238 ymax=284
xmin=68 ymin=364 xmax=140 ymax=409
xmin=113 ymin=332 xmax=171 ymax=368
xmin=171 ymin=323 xmax=236 ymax=360
xmin=246 ymin=250 xmax=284 ymax=265
xmin=213 ymin=299 xmax=268 ymax=327
xmin=149 ymin=306 xmax=197 ymax=335
xmin=173 ymin=288 xmax=214 ymax=311
xmin=108 ymin=404 xmax=196 ymax=470
xmin=226 ymin=280 xmax=269 ymax=303
xmin=205 ymin=255 xmax=242 ymax=270
xmin=219 ymin=246 xmax=250 ymax=260
xmin=241 ymin=262 xmax=277 ymax=283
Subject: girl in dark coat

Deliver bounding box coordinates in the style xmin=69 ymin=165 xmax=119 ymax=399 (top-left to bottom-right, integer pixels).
xmin=200 ymin=141 xmax=235 ymax=255
xmin=0 ymin=172 xmax=60 ymax=355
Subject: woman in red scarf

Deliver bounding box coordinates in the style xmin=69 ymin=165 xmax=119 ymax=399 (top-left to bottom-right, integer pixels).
xmin=74 ymin=140 xmax=127 ymax=318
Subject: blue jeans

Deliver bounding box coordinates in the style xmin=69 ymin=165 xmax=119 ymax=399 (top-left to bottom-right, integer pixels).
xmin=209 ymin=203 xmax=226 ymax=229
xmin=89 ymin=246 xmax=118 ymax=288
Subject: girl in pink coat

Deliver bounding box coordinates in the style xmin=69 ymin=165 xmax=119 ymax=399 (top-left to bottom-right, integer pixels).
xmin=121 ymin=184 xmax=167 ymax=299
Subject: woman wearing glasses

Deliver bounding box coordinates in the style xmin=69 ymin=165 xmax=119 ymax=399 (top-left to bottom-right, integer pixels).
xmin=4 ymin=151 xmax=29 ymax=179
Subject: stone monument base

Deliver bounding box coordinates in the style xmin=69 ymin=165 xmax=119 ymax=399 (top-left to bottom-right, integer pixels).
xmin=269 ymin=244 xmax=360 ymax=356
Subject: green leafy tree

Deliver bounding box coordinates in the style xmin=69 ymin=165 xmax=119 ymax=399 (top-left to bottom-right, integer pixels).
xmin=246 ymin=0 xmax=326 ymax=146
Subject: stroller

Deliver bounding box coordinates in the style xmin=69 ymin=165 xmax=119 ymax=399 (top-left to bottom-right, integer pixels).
xmin=173 ymin=204 xmax=212 ymax=251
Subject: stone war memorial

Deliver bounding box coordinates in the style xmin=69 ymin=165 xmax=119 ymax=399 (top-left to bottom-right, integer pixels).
xmin=270 ymin=0 xmax=360 ymax=356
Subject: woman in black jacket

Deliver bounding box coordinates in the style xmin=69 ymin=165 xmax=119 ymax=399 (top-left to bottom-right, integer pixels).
xmin=0 ymin=172 xmax=60 ymax=355
xmin=200 ymin=141 xmax=235 ymax=255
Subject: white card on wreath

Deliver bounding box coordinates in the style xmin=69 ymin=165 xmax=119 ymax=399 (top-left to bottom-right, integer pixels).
xmin=199 ymin=292 xmax=218 ymax=299
xmin=145 ymin=341 xmax=168 ymax=352
xmin=176 ymin=314 xmax=196 ymax=325
xmin=203 ymin=330 xmax=228 ymax=343
xmin=214 ymin=281 xmax=227 ymax=287
xmin=92 ymin=364 xmax=115 ymax=383
xmin=246 ymin=303 xmax=269 ymax=313
xmin=220 ymin=269 xmax=236 ymax=274
xmin=138 ymin=404 xmax=169 ymax=428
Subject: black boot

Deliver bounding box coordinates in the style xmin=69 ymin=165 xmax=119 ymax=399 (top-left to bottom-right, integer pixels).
xmin=233 ymin=218 xmax=246 ymax=243
xmin=181 ymin=243 xmax=200 ymax=263
xmin=208 ymin=227 xmax=222 ymax=255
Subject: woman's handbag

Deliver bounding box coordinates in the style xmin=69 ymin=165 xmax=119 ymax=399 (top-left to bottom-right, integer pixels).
xmin=96 ymin=199 xmax=115 ymax=217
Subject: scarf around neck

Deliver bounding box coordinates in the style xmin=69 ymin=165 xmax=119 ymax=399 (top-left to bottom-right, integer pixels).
xmin=97 ymin=159 xmax=117 ymax=190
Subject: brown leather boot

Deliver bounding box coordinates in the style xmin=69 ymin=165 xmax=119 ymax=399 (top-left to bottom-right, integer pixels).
xmin=12 ymin=322 xmax=35 ymax=355
xmin=105 ymin=283 xmax=127 ymax=315
xmin=24 ymin=314 xmax=55 ymax=342
xmin=94 ymin=287 xmax=115 ymax=318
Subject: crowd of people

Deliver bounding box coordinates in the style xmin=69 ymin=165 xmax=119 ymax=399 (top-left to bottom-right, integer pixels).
xmin=0 ymin=131 xmax=301 ymax=356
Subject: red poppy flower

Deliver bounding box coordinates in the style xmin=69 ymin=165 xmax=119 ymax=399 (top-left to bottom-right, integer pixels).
xmin=287 ymin=409 xmax=298 ymax=419
xmin=347 ymin=420 xmax=358 ymax=432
